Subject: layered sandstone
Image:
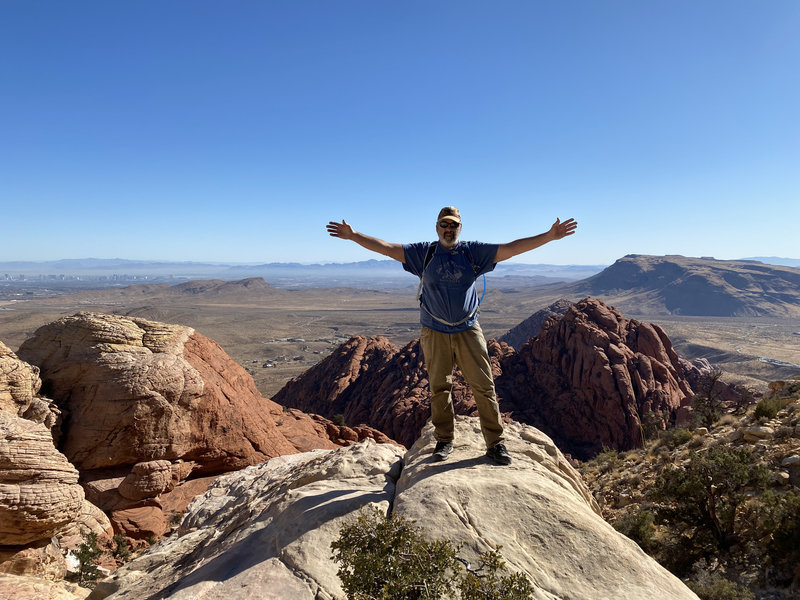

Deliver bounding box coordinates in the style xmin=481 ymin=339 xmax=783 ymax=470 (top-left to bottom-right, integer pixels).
xmin=0 ymin=412 xmax=84 ymax=545
xmin=0 ymin=341 xmax=60 ymax=432
xmin=17 ymin=313 xmax=311 ymax=473
xmin=15 ymin=312 xmax=393 ymax=539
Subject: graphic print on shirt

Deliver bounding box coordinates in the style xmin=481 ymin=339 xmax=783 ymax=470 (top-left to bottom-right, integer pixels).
xmin=434 ymin=255 xmax=465 ymax=284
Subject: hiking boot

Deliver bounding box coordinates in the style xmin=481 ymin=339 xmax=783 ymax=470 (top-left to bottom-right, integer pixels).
xmin=432 ymin=441 xmax=453 ymax=461
xmin=486 ymin=442 xmax=512 ymax=465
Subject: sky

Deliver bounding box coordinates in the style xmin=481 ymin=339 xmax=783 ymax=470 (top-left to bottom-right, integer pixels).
xmin=1 ymin=1 xmax=798 ymax=266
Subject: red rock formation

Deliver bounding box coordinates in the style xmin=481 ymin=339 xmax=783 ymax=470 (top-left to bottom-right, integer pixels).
xmin=273 ymin=336 xmax=429 ymax=448
xmin=17 ymin=312 xmax=338 ymax=474
xmin=495 ymin=297 xmax=694 ymax=458
xmin=15 ymin=312 xmax=392 ymax=538
xmin=274 ymin=298 xmax=696 ymax=459
xmin=274 ymin=335 xmax=511 ymax=448
xmin=498 ymin=298 xmax=573 ymax=350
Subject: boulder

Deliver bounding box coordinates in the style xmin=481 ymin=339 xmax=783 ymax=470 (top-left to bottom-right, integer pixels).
xmin=0 ymin=540 xmax=67 ymax=580
xmin=394 ymin=418 xmax=697 ymax=600
xmin=17 ymin=312 xmax=318 ymax=473
xmin=117 ymin=461 xmax=173 ymax=501
xmin=87 ymin=417 xmax=698 ymax=600
xmin=89 ymin=444 xmax=404 ymax=600
xmin=0 ymin=412 xmax=84 ymax=545
xmin=0 ymin=341 xmax=60 ymax=433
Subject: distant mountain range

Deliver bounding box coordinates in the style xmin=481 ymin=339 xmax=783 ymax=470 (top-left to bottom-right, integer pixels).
xmin=568 ymin=254 xmax=800 ymax=317
xmin=0 ymin=257 xmax=606 ymax=288
xmin=3 ymin=256 xmax=800 ymax=318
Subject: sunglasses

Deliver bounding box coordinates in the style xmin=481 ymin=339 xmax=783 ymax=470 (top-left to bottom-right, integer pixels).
xmin=438 ymin=221 xmax=461 ymax=229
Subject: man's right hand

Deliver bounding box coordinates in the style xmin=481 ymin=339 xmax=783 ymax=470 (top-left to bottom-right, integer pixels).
xmin=327 ymin=220 xmax=354 ymax=240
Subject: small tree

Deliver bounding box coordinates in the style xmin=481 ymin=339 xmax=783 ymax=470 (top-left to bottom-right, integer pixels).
xmin=651 ymin=447 xmax=769 ymax=554
xmin=70 ymin=532 xmax=104 ymax=587
xmin=759 ymin=490 xmax=800 ymax=586
xmin=691 ymin=369 xmax=726 ymax=428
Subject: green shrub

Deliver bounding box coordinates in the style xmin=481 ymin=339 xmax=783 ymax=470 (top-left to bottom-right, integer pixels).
xmin=686 ymin=572 xmax=754 ymax=600
xmin=650 ymin=447 xmax=769 ymax=555
xmin=657 ymin=427 xmax=693 ymax=450
xmin=753 ymin=396 xmax=782 ymax=420
xmin=112 ymin=534 xmax=131 ymax=561
xmin=613 ymin=509 xmax=655 ymax=551
xmin=759 ymin=490 xmax=800 ymax=585
xmin=332 ymin=413 xmax=347 ymax=426
xmin=457 ymin=548 xmax=535 ymax=600
xmin=590 ymin=448 xmax=621 ymax=473
xmin=331 ymin=507 xmax=534 ymax=600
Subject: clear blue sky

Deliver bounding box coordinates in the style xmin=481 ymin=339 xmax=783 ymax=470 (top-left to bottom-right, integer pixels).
xmin=2 ymin=1 xmax=798 ymax=265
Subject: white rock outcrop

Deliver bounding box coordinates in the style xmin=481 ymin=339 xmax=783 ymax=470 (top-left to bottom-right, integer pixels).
xmin=396 ymin=419 xmax=697 ymax=600
xmin=89 ymin=444 xmax=404 ymax=600
xmin=88 ymin=418 xmax=698 ymax=600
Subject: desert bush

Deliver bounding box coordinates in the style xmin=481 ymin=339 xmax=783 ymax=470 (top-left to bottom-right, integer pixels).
xmin=657 ymin=427 xmax=693 ymax=451
xmin=686 ymin=571 xmax=754 ymax=600
xmin=650 ymin=447 xmax=769 ymax=555
xmin=613 ymin=509 xmax=655 ymax=552
xmin=753 ymin=396 xmax=782 ymax=421
xmin=330 ymin=507 xmax=534 ymax=600
xmin=590 ymin=448 xmax=621 ymax=474
xmin=758 ymin=490 xmax=800 ymax=585
xmin=332 ymin=413 xmax=347 ymax=426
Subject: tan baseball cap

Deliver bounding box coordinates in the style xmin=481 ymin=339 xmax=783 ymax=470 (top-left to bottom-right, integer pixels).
xmin=437 ymin=206 xmax=461 ymax=223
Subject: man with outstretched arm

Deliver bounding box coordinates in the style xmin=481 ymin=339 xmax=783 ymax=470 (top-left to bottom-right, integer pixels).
xmin=326 ymin=207 xmax=577 ymax=465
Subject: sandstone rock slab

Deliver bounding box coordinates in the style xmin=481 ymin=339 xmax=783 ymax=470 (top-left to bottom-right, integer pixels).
xmin=393 ymin=418 xmax=698 ymax=600
xmin=88 ymin=442 xmax=404 ymax=600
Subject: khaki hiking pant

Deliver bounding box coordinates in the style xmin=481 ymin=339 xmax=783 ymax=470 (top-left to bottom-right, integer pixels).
xmin=419 ymin=323 xmax=505 ymax=449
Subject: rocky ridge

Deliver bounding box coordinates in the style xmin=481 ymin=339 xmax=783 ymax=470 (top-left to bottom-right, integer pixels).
xmin=570 ymin=254 xmax=800 ymax=318
xmin=497 ymin=298 xmax=573 ymax=350
xmin=88 ymin=417 xmax=698 ymax=600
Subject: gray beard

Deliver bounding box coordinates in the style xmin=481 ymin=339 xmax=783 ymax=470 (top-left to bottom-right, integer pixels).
xmin=438 ymin=233 xmax=459 ymax=248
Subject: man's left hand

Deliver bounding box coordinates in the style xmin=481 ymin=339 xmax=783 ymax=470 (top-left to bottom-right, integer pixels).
xmin=550 ymin=218 xmax=578 ymax=240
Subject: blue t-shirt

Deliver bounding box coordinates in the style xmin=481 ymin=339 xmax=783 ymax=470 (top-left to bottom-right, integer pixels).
xmin=403 ymin=241 xmax=499 ymax=333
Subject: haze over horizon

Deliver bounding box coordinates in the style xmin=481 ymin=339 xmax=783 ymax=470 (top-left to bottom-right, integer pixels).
xmin=2 ymin=2 xmax=798 ymax=266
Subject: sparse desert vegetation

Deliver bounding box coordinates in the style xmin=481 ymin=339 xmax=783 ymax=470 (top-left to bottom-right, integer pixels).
xmin=580 ymin=379 xmax=800 ymax=598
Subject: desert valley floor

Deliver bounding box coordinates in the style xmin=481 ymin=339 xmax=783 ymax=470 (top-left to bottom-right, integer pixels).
xmin=1 ymin=280 xmax=798 ymax=397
